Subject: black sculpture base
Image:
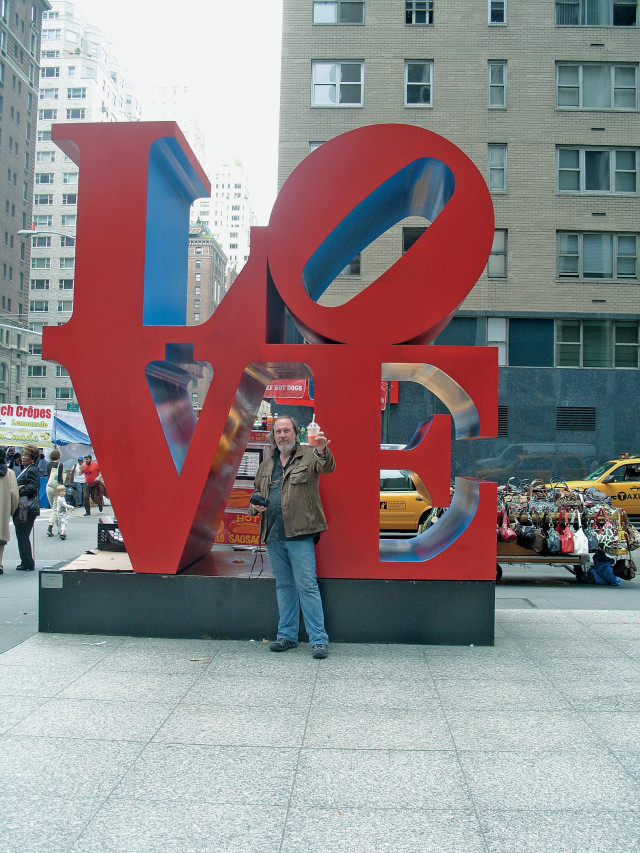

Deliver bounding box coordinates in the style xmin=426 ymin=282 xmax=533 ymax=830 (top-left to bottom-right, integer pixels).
xmin=39 ymin=569 xmax=494 ymax=645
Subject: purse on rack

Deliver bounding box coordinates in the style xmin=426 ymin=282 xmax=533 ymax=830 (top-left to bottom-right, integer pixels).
xmin=499 ymin=508 xmax=518 ymax=543
xmin=517 ymin=511 xmax=545 ymax=554
xmin=528 ymin=479 xmax=556 ymax=519
xmin=592 ymin=508 xmax=617 ymax=551
xmin=607 ymin=510 xmax=630 ymax=558
xmin=621 ymin=511 xmax=640 ymax=552
xmin=570 ymin=509 xmax=589 ymax=556
xmin=556 ymin=507 xmax=574 ymax=554
xmin=544 ymin=512 xmax=561 ymax=554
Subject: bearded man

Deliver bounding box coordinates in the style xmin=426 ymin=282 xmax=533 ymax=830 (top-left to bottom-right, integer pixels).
xmin=251 ymin=415 xmax=335 ymax=659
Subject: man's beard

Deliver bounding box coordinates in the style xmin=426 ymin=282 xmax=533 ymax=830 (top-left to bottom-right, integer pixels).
xmin=276 ymin=438 xmax=296 ymax=454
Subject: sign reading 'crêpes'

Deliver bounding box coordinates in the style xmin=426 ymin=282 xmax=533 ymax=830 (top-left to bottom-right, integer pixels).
xmin=0 ymin=404 xmax=54 ymax=447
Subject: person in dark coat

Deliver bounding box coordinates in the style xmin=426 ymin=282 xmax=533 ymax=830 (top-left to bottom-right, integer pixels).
xmin=13 ymin=444 xmax=40 ymax=571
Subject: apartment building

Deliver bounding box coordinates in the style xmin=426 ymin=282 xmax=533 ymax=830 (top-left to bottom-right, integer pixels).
xmin=0 ymin=0 xmax=49 ymax=403
xmin=192 ymin=160 xmax=255 ymax=279
xmin=26 ymin=0 xmax=139 ymax=408
xmin=278 ymin=0 xmax=640 ymax=476
xmin=187 ymin=222 xmax=227 ymax=409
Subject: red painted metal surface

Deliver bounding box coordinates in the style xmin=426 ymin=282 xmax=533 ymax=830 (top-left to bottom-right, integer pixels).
xmin=43 ymin=122 xmax=497 ymax=579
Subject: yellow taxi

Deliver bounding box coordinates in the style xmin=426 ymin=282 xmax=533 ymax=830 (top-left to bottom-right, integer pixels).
xmin=380 ymin=469 xmax=432 ymax=532
xmin=564 ymin=455 xmax=640 ymax=516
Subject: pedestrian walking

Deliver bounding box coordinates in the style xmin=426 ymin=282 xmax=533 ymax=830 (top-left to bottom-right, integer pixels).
xmin=81 ymin=454 xmax=103 ymax=515
xmin=46 ymin=448 xmax=64 ymax=537
xmin=55 ymin=484 xmax=69 ymax=540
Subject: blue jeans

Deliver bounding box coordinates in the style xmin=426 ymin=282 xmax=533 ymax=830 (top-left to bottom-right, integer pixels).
xmin=267 ymin=537 xmax=328 ymax=646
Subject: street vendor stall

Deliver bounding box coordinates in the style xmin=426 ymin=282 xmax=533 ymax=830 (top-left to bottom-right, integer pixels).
xmin=423 ymin=476 xmax=639 ymax=584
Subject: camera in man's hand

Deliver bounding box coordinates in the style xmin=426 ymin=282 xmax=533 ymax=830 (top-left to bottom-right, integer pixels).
xmin=249 ymin=492 xmax=268 ymax=508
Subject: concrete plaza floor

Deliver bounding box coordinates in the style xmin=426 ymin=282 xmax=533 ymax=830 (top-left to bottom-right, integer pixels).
xmin=1 ymin=520 xmax=640 ymax=851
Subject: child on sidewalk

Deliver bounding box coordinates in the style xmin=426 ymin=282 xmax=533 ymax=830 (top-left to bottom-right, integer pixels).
xmin=55 ymin=484 xmax=70 ymax=540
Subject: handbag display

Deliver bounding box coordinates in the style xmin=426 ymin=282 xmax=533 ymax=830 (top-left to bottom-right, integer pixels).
xmin=570 ymin=509 xmax=589 ymax=556
xmin=499 ymin=508 xmax=518 ymax=543
xmin=621 ymin=511 xmax=640 ymax=552
xmin=528 ymin=480 xmax=556 ymax=518
xmin=585 ymin=525 xmax=599 ymax=553
xmin=545 ymin=512 xmax=561 ymax=554
xmin=516 ymin=512 xmax=546 ymax=554
xmin=556 ymin=507 xmax=574 ymax=554
xmin=607 ymin=510 xmax=630 ymax=558
xmin=592 ymin=508 xmax=617 ymax=552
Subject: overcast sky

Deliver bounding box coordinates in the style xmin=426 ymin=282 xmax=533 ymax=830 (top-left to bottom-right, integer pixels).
xmin=71 ymin=0 xmax=284 ymax=223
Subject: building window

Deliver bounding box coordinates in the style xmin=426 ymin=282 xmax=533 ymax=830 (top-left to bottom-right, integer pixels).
xmin=58 ymin=279 xmax=73 ymax=289
xmin=402 ymin=227 xmax=427 ymax=253
xmin=557 ymin=63 xmax=638 ymax=110
xmin=488 ymin=144 xmax=507 ymax=192
xmin=62 ymin=172 xmax=78 ymax=184
xmin=27 ymin=387 xmax=46 ymax=399
xmin=56 ymin=366 xmax=69 ymax=377
xmin=60 ymin=236 xmax=75 ymax=247
xmin=195 ymin=286 xmax=200 ymax=295
xmin=557 ymin=232 xmax=637 ymax=279
xmin=67 ymin=87 xmax=86 ymax=98
xmin=57 ymin=300 xmax=73 ymax=311
xmin=35 ymin=172 xmax=54 ymax=184
xmin=66 ymin=108 xmax=85 ymax=120
xmin=62 ymin=193 xmax=77 ymax=205
xmin=311 ymin=60 xmax=364 ymax=106
xmin=556 ymin=319 xmax=633 ymax=367
xmin=488 ymin=61 xmax=507 ymax=107
xmin=31 ymin=258 xmax=50 ymax=270
xmin=405 ymin=1 xmax=434 ymax=24
xmin=34 ymin=194 xmax=53 ymax=206
xmin=61 ymin=214 xmax=76 ymax=227
xmin=555 ymin=0 xmax=637 ymax=26
xmin=55 ymin=387 xmax=73 ymax=399
xmin=37 ymin=151 xmax=55 ymax=164
xmin=29 ymin=300 xmax=48 ymax=310
xmin=313 ymin=1 xmax=364 ymax=23
xmin=508 ymin=319 xmax=555 ymax=367
xmin=32 ymin=236 xmax=51 ymax=247
xmin=338 ymin=254 xmax=361 ymax=276
xmin=38 ymin=109 xmax=57 ymax=120
xmin=488 ymin=230 xmax=507 ymax=278
xmin=193 ymin=313 xmax=200 ymax=322
xmin=33 ymin=215 xmax=53 ymax=227
xmin=59 ymin=258 xmax=74 ymax=269
xmin=30 ymin=279 xmax=49 ymax=290
xmin=487 ymin=317 xmax=507 ymax=366
xmin=39 ymin=87 xmax=58 ymax=99
xmin=37 ymin=131 xmax=52 ymax=142
xmin=404 ymin=61 xmax=433 ymax=106
xmin=41 ymin=66 xmax=60 ymax=78
xmin=27 ymin=365 xmax=46 ymax=377
xmin=194 ymin=273 xmax=201 ymax=282
xmin=489 ymin=0 xmax=506 ymax=23
xmin=557 ymin=147 xmax=638 ymax=194
xmin=615 ymin=321 xmax=639 ymax=367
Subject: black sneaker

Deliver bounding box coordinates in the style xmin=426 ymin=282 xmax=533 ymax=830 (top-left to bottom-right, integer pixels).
xmin=269 ymin=638 xmax=298 ymax=652
xmin=311 ymin=644 xmax=329 ymax=659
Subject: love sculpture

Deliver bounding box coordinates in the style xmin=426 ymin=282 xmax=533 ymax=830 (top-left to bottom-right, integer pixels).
xmin=43 ymin=122 xmax=497 ymax=581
